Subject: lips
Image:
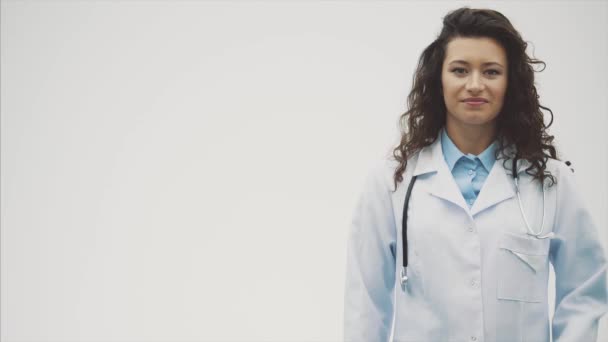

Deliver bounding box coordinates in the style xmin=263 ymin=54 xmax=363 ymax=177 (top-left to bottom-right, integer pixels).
xmin=463 ymin=97 xmax=488 ymax=103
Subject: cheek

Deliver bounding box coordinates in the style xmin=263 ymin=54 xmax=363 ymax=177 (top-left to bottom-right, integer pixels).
xmin=441 ymin=73 xmax=458 ymax=95
xmin=441 ymin=81 xmax=458 ymax=98
xmin=494 ymin=89 xmax=507 ymax=105
xmin=491 ymin=87 xmax=507 ymax=117
xmin=495 ymin=81 xmax=508 ymax=99
xmin=441 ymin=92 xmax=455 ymax=108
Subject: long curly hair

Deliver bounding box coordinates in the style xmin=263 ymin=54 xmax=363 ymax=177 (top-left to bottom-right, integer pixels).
xmin=391 ymin=7 xmax=558 ymax=193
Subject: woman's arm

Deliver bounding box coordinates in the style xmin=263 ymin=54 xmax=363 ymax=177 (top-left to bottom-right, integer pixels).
xmin=343 ymin=160 xmax=397 ymax=342
xmin=550 ymin=162 xmax=608 ymax=341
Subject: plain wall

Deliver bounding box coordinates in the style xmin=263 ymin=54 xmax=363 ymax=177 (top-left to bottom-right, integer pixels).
xmin=1 ymin=0 xmax=606 ymax=341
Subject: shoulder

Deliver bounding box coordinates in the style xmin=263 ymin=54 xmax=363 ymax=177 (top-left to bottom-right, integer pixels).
xmin=364 ymin=154 xmax=419 ymax=193
xmin=545 ymin=158 xmax=575 ymax=182
xmin=544 ymin=158 xmax=579 ymax=199
xmin=365 ymin=158 xmax=399 ymax=189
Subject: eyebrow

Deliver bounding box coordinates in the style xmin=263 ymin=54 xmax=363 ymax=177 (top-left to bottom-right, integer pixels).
xmin=448 ymin=60 xmax=504 ymax=67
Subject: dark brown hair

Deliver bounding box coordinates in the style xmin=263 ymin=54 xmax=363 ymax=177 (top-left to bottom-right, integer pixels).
xmin=391 ymin=7 xmax=558 ymax=192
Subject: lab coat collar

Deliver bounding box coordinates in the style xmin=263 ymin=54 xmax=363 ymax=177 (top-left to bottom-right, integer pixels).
xmin=412 ymin=131 xmax=519 ymax=216
xmin=470 ymin=156 xmax=515 ymax=216
xmin=500 ymin=144 xmax=533 ymax=176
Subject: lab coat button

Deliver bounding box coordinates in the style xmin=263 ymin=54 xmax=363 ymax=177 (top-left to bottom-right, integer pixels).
xmin=467 ymin=226 xmax=474 ymax=232
xmin=471 ymin=279 xmax=477 ymax=287
xmin=470 ymin=337 xmax=477 ymax=341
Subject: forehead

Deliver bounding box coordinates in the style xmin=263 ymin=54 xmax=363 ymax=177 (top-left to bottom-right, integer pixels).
xmin=444 ymin=37 xmax=507 ymax=65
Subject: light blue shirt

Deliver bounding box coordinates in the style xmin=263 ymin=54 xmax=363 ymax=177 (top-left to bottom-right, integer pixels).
xmin=441 ymin=128 xmax=497 ymax=208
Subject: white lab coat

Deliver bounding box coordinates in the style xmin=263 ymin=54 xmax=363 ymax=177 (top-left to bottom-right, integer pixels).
xmin=343 ymin=135 xmax=608 ymax=342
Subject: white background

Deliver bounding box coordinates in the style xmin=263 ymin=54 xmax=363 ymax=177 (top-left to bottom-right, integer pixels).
xmin=1 ymin=0 xmax=606 ymax=341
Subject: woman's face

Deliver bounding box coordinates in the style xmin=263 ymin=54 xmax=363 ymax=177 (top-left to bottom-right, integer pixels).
xmin=441 ymin=36 xmax=508 ymax=133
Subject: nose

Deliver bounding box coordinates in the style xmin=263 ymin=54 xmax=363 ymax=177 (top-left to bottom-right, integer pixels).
xmin=465 ymin=71 xmax=485 ymax=93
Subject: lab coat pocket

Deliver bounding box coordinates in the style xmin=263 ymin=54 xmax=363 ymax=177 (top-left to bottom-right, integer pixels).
xmin=497 ymin=232 xmax=550 ymax=302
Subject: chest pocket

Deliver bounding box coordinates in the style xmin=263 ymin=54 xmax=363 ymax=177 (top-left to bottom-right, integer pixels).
xmin=497 ymin=232 xmax=551 ymax=303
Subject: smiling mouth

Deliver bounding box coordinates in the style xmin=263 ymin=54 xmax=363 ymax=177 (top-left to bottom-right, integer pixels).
xmin=464 ymin=101 xmax=487 ymax=106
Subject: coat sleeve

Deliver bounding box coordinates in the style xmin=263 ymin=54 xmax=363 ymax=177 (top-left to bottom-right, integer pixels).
xmin=343 ymin=161 xmax=397 ymax=342
xmin=549 ymin=163 xmax=608 ymax=342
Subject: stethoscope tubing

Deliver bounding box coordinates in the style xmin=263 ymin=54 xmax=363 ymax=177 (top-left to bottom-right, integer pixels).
xmin=400 ymin=174 xmax=418 ymax=284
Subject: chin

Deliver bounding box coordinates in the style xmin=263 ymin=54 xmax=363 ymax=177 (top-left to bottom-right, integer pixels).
xmin=453 ymin=113 xmax=497 ymax=126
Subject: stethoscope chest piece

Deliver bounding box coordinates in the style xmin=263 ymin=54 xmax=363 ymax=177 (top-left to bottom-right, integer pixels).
xmin=400 ymin=267 xmax=408 ymax=286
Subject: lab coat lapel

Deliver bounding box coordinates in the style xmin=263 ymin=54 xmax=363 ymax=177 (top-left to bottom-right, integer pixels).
xmin=391 ymin=142 xmax=433 ymax=215
xmin=470 ymin=157 xmax=517 ymax=216
xmin=414 ymin=136 xmax=470 ymax=212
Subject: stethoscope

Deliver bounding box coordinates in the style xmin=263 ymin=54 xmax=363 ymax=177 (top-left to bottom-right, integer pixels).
xmin=399 ymin=156 xmax=569 ymax=286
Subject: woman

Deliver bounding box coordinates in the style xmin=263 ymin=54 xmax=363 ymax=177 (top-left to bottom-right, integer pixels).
xmin=343 ymin=7 xmax=607 ymax=342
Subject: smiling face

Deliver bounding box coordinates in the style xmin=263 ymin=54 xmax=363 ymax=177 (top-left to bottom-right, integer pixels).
xmin=441 ymin=36 xmax=508 ymax=135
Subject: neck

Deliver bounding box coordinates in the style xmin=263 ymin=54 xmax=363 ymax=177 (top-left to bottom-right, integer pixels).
xmin=445 ymin=122 xmax=496 ymax=155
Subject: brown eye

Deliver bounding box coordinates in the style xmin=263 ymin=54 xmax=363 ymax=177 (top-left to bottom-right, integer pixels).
xmin=486 ymin=69 xmax=500 ymax=75
xmin=451 ymin=68 xmax=466 ymax=74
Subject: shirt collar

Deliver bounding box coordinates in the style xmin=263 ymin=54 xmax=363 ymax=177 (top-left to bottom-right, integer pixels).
xmin=477 ymin=138 xmax=498 ymax=172
xmin=440 ymin=128 xmax=497 ymax=172
xmin=441 ymin=128 xmax=464 ymax=171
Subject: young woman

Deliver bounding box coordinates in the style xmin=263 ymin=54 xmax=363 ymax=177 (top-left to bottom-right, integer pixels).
xmin=343 ymin=7 xmax=607 ymax=342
